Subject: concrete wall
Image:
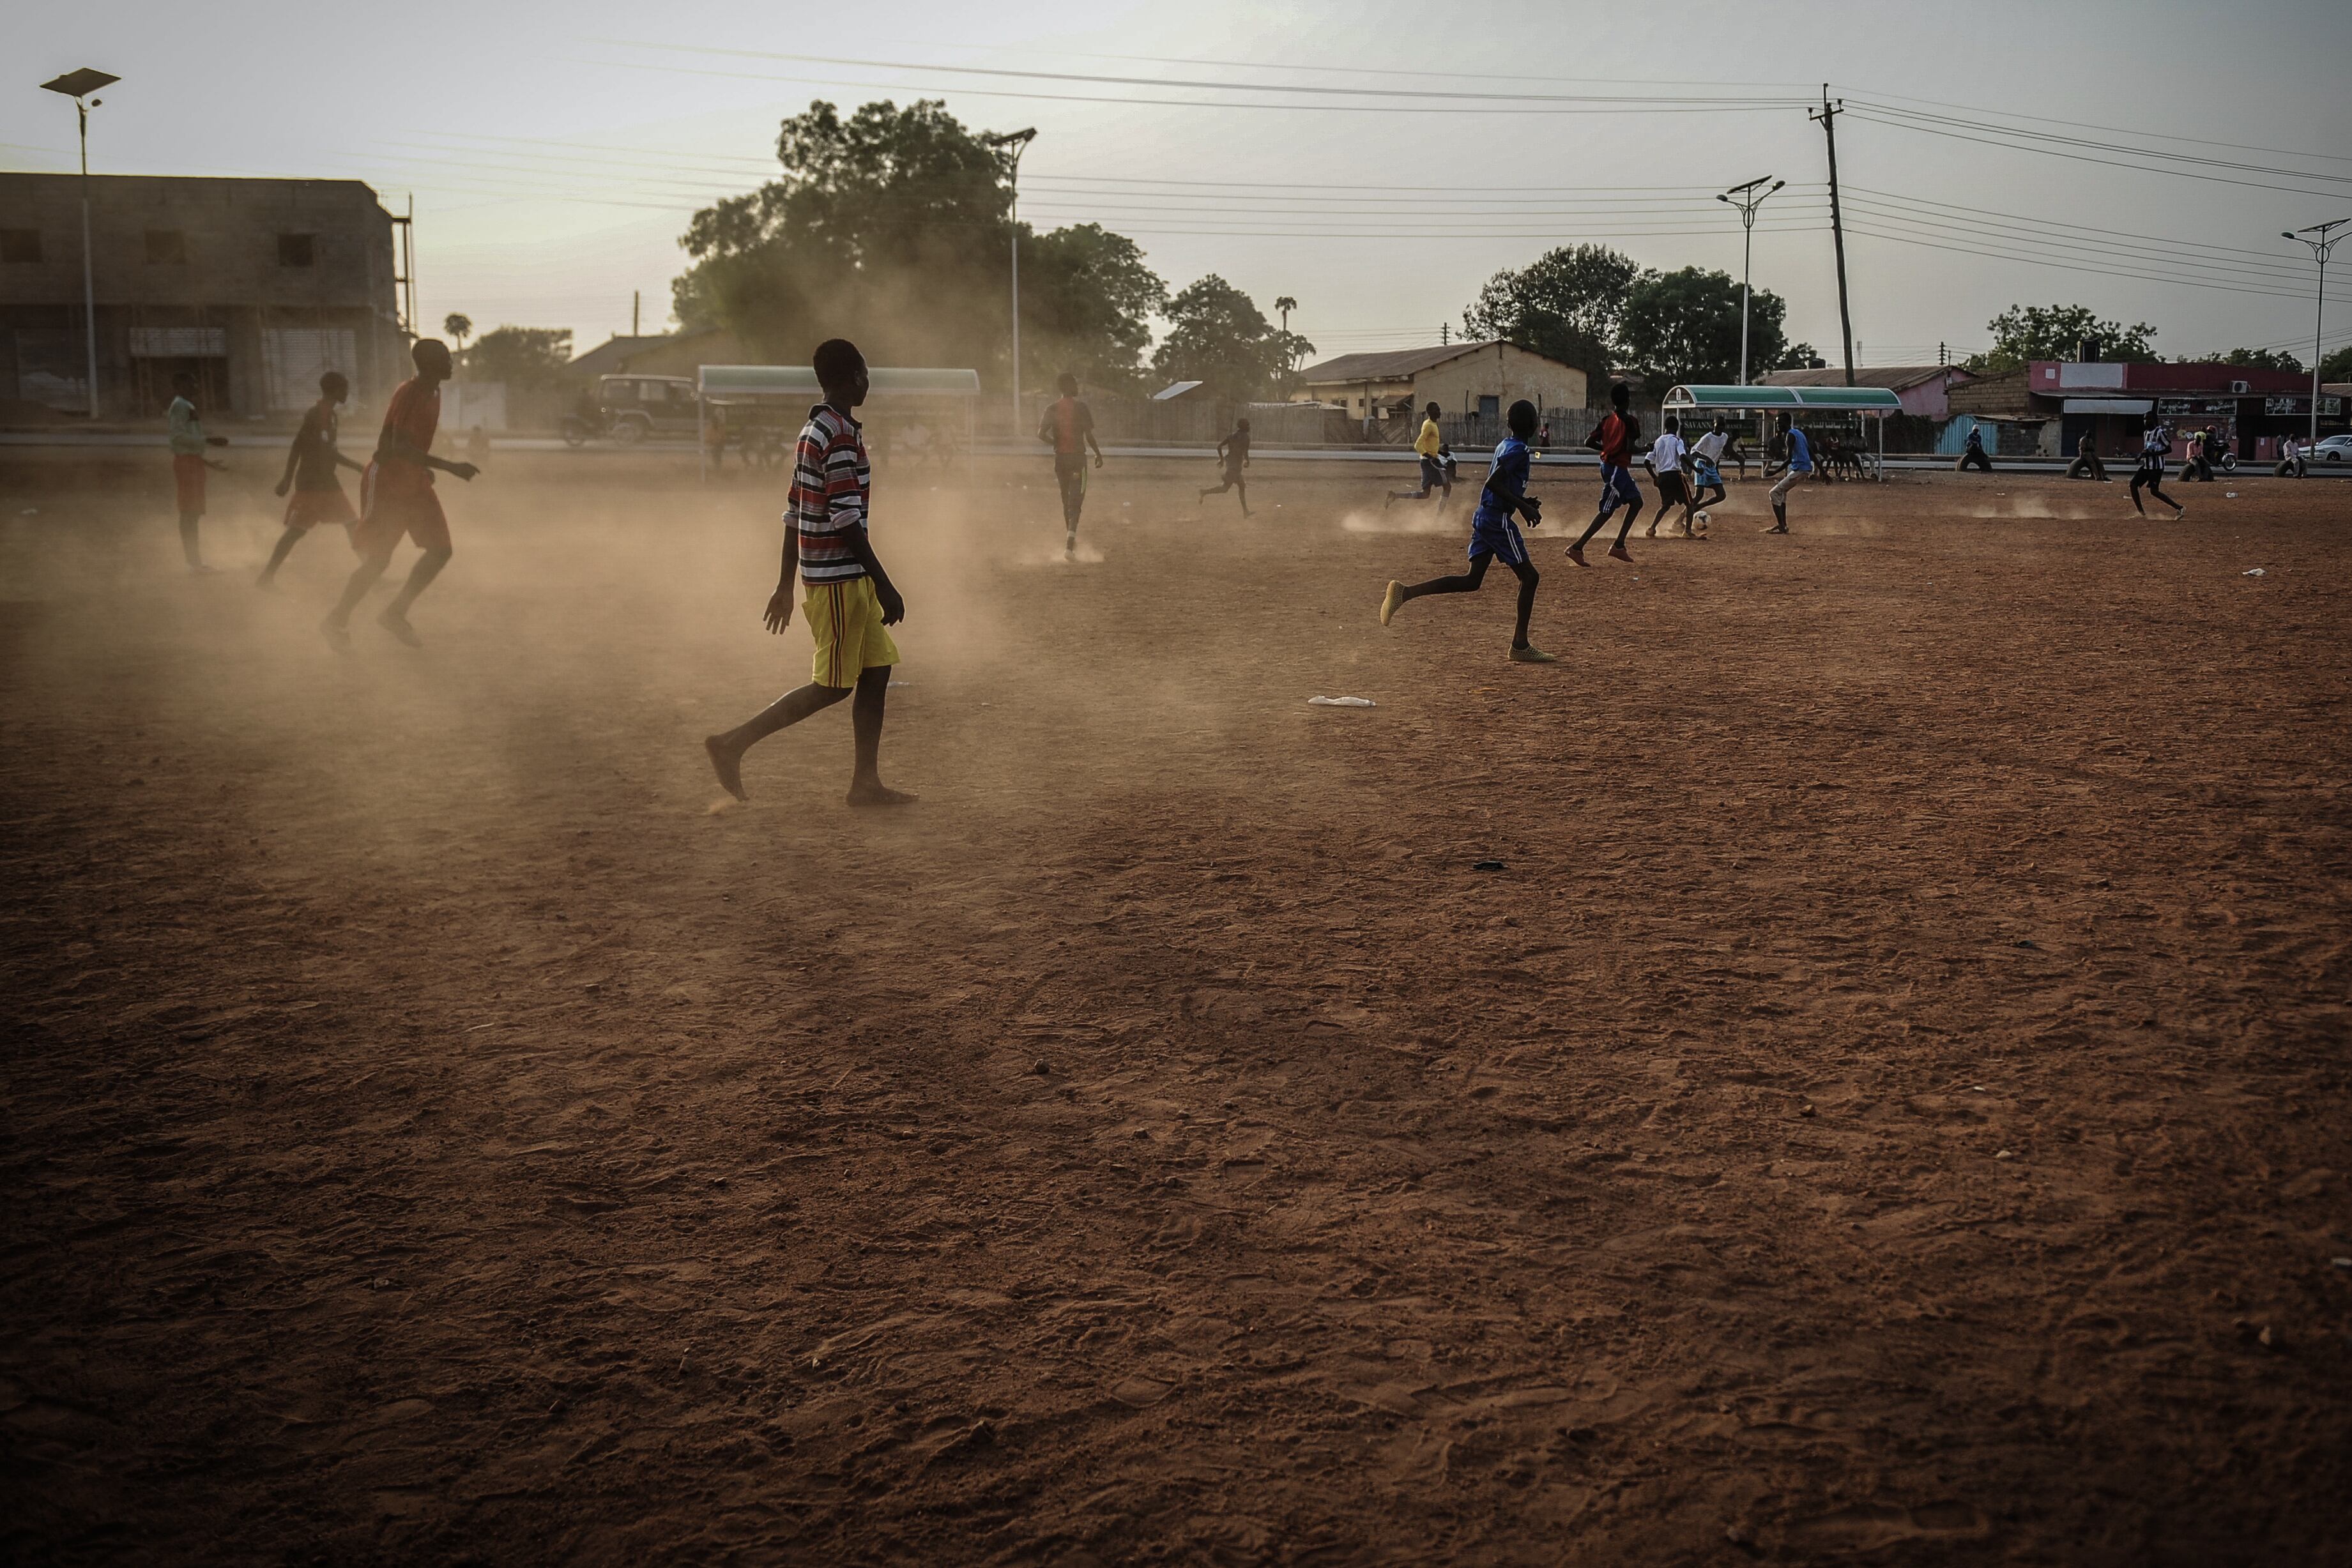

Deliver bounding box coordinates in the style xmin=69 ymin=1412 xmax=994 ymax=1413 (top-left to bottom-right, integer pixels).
xmin=0 ymin=174 xmax=402 ymax=418
xmin=1412 ymin=344 xmax=1588 ymax=423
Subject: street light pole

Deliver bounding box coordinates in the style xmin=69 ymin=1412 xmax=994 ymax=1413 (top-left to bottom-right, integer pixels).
xmin=40 ymin=68 xmax=119 ymax=420
xmin=1716 ymin=176 xmax=1783 ymax=386
xmin=983 ymin=128 xmax=1038 ymax=438
xmin=2284 ymin=218 xmax=2348 ymax=446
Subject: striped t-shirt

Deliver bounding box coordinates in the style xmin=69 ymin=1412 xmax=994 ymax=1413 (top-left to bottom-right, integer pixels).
xmin=788 ymin=403 xmax=871 ymax=582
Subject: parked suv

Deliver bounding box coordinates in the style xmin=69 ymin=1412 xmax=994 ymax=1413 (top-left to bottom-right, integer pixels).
xmin=562 ymin=374 xmax=701 ymax=446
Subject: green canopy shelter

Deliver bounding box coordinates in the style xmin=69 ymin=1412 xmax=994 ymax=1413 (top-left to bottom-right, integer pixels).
xmin=1662 ymin=383 xmax=1903 ymax=480
xmin=696 ymin=365 xmax=983 ymax=480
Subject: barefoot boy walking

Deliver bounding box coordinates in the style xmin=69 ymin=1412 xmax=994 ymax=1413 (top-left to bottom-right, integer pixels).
xmin=1379 ymin=399 xmax=1555 ymax=664
xmin=705 ymin=339 xmax=914 ymax=807
xmin=165 ymin=372 xmax=230 ymax=573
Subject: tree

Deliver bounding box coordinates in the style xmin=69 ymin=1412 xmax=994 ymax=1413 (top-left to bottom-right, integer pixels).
xmin=2208 ymin=346 xmax=2302 ymax=372
xmin=441 ymin=313 xmax=473 ymax=356
xmin=1617 ymin=266 xmax=1789 ymax=395
xmin=1150 ymin=276 xmax=1313 ymax=402
xmin=1274 ymin=296 xmax=1297 ymax=335
xmin=1017 ymin=224 xmax=1166 ymax=392
xmin=1776 ymin=342 xmax=1822 ymax=370
xmin=1462 ymin=245 xmax=1638 ymax=399
xmin=2322 ymin=344 xmax=2352 ymax=383
xmin=673 ymin=98 xmax=1163 ymax=392
xmin=1967 ymin=304 xmax=2157 ymax=374
xmin=466 ymin=326 xmax=573 ymax=388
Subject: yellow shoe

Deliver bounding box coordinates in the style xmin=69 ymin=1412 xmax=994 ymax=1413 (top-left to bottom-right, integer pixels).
xmin=1509 ymin=644 xmax=1559 ymax=664
xmin=1379 ymin=581 xmax=1404 ymax=627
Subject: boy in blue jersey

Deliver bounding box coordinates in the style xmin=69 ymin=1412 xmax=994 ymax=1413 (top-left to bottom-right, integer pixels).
xmin=1763 ymin=414 xmax=1811 ymax=535
xmin=1378 ymin=399 xmax=1555 ymax=664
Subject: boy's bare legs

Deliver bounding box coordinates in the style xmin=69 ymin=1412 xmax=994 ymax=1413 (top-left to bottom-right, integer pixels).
xmin=178 ymin=513 xmax=215 ymax=574
xmin=847 ymin=666 xmax=913 ymax=806
xmin=258 ymin=528 xmax=302 ymax=585
xmin=321 ymin=551 xmax=393 ymax=645
xmin=704 ymin=681 xmax=851 ymax=801
xmin=703 ymin=666 xmax=911 ymax=806
xmin=378 ymin=548 xmax=451 ymax=644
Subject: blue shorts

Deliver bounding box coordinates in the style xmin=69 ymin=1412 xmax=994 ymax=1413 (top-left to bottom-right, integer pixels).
xmin=1596 ymin=463 xmax=1642 ymax=517
xmin=1691 ymin=457 xmax=1722 ymax=489
xmin=1468 ymin=510 xmax=1529 ymax=567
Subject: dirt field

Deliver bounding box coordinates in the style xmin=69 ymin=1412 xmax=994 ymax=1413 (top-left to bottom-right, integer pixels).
xmin=3 ymin=445 xmax=2349 ymax=1565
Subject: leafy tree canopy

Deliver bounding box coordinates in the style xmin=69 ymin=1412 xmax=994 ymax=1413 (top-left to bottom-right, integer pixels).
xmin=1617 ymin=266 xmax=1789 ymax=396
xmin=1150 ymin=275 xmax=1313 ymax=402
xmin=2321 ymin=344 xmax=2352 ymax=383
xmin=466 ymin=326 xmax=572 ymax=388
xmin=1462 ymin=244 xmax=1635 ymax=399
xmin=673 ymin=98 xmax=1165 ymax=392
xmin=1967 ymin=304 xmax=2157 ymax=375
xmin=2206 ymin=346 xmax=2302 ymax=372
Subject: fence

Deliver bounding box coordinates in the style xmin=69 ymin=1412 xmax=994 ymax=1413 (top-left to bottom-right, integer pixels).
xmin=1017 ymin=392 xmax=1355 ymax=448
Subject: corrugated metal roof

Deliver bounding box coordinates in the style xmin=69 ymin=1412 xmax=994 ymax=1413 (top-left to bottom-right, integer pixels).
xmin=1295 ymin=342 xmax=1515 ymax=383
xmin=1757 ymin=365 xmax=1960 ymax=393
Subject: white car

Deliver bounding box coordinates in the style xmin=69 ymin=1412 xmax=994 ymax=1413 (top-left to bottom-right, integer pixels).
xmin=2309 ymin=434 xmax=2352 ymax=464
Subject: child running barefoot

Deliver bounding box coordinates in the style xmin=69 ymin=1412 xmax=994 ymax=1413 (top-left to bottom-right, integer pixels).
xmin=1199 ymin=418 xmax=1253 ymax=515
xmin=1568 ymin=381 xmax=1642 ymax=566
xmin=1378 ymin=399 xmax=1555 ymax=664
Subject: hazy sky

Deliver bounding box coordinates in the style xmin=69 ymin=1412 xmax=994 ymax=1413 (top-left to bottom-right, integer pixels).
xmin=11 ymin=0 xmax=2350 ymax=370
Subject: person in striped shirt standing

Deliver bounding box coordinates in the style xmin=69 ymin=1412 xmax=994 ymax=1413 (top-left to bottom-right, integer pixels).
xmin=703 ymin=338 xmax=913 ymax=807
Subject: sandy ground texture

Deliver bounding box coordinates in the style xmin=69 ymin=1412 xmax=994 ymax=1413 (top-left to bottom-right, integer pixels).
xmin=3 ymin=446 xmax=2350 ymax=1566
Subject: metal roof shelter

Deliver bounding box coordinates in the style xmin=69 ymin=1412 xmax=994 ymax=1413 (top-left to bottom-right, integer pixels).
xmin=695 ymin=365 xmax=981 ymax=480
xmin=1663 ymin=383 xmax=1902 ymax=478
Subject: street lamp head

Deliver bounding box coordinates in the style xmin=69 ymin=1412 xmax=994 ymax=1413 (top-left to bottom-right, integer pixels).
xmin=40 ymin=68 xmax=119 ymax=99
xmin=982 ymin=127 xmax=1038 ymax=149
xmin=1769 ymin=179 xmax=1785 ymax=192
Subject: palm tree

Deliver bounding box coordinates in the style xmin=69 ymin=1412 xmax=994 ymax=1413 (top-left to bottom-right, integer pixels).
xmin=442 ymin=313 xmax=473 ymax=360
xmin=1274 ymin=296 xmax=1296 ymax=335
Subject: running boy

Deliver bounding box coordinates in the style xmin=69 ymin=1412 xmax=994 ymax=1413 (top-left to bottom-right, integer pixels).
xmin=1763 ymin=413 xmax=1810 ymax=534
xmin=1644 ymin=416 xmax=1689 ymax=538
xmin=258 ymin=370 xmax=363 ymax=586
xmin=320 ymin=339 xmax=477 ymax=648
xmin=165 ymin=372 xmax=230 ymax=573
xmin=1385 ymin=400 xmax=1453 ymax=510
xmin=1200 ymin=418 xmax=1253 ymax=515
xmin=1568 ymin=381 xmax=1642 ymax=566
xmin=1686 ymin=416 xmax=1730 ymax=522
xmin=1037 ymin=371 xmax=1104 ymax=556
xmin=1377 ymin=399 xmax=1555 ymax=664
xmin=2129 ymin=424 xmax=2186 ymax=519
xmin=703 ymin=338 xmax=913 ymax=808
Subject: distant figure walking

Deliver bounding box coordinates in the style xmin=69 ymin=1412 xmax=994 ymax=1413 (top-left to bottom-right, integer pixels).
xmin=1200 ymin=418 xmax=1252 ymax=516
xmin=1955 ymin=423 xmax=1994 ymax=473
xmin=166 ymin=371 xmax=230 ymax=573
xmin=1038 ymin=372 xmax=1105 ymax=557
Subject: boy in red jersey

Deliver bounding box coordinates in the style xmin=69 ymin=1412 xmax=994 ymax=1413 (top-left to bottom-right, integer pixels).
xmin=1037 ymin=371 xmax=1104 ymax=558
xmin=258 ymin=370 xmax=364 ymax=586
xmin=1568 ymin=381 xmax=1643 ymax=567
xmin=320 ymin=340 xmax=477 ymax=648
xmin=704 ymin=339 xmax=914 ymax=808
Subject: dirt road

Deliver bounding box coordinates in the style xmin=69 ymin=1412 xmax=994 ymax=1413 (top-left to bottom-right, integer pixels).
xmin=3 ymin=449 xmax=2348 ymax=1564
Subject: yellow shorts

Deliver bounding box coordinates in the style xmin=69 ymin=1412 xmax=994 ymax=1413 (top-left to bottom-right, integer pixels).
xmin=805 ymin=575 xmax=899 ymax=689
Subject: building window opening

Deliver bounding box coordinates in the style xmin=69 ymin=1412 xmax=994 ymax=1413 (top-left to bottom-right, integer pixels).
xmin=277 ymin=233 xmax=316 ymax=267
xmin=144 ymin=229 xmax=187 ymax=264
xmin=0 ymin=229 xmax=42 ymax=263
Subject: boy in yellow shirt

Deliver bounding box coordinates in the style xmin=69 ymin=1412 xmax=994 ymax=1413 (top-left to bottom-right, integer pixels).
xmin=1385 ymin=400 xmax=1453 ymax=510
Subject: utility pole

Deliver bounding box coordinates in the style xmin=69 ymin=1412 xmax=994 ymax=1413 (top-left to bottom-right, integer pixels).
xmin=1810 ymin=87 xmax=1856 ymax=388
xmin=40 ymin=68 xmax=118 ymax=418
xmin=2283 ymin=218 xmax=2348 ymax=445
xmin=632 ymin=290 xmax=640 ymax=337
xmin=982 ymin=128 xmax=1038 ymax=437
xmin=1717 ymin=176 xmax=1783 ymax=386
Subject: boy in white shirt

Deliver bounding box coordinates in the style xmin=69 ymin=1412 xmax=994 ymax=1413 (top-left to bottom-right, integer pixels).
xmin=1687 ymin=417 xmax=1730 ymax=526
xmin=1642 ymin=416 xmax=1689 ymax=538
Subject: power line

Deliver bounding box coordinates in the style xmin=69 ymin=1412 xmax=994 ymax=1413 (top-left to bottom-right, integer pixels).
xmin=1844 ymin=98 xmax=2352 ymax=186
xmin=1843 ymin=108 xmax=2352 ymax=201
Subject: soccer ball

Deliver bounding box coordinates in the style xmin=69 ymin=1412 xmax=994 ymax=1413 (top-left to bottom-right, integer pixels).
xmin=1692 ymin=511 xmax=1711 ymax=535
